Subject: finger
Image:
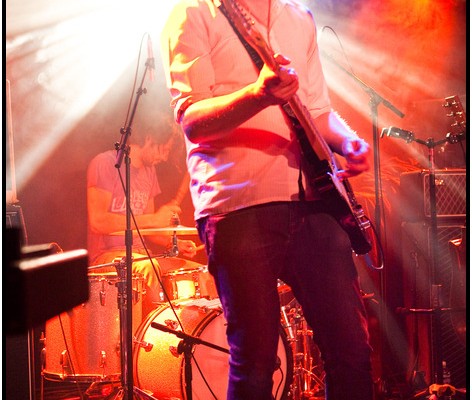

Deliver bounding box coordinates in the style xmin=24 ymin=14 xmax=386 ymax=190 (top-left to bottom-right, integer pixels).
xmin=337 ymin=170 xmax=360 ymax=180
xmin=342 ymin=138 xmax=369 ymax=157
xmin=337 ymin=160 xmax=370 ymax=178
xmin=273 ymin=53 xmax=291 ymax=65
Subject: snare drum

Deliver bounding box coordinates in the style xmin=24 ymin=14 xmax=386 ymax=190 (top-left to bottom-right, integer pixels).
xmin=133 ymin=298 xmax=293 ymax=399
xmin=43 ymin=272 xmax=144 ymax=382
xmin=161 ymin=265 xmax=218 ymax=300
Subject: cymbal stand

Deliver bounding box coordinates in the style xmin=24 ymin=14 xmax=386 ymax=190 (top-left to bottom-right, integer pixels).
xmin=151 ymin=322 xmax=230 ymax=400
xmin=282 ymin=302 xmax=325 ymax=399
xmin=113 ymin=36 xmax=154 ymax=400
xmin=382 ymin=127 xmax=467 ymax=398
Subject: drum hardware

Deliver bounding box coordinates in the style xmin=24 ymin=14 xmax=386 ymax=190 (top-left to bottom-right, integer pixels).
xmin=83 ymin=381 xmax=156 ymax=400
xmin=134 ymin=339 xmax=153 ymax=353
xmin=291 ymin=327 xmax=325 ymax=399
xmin=151 ymin=320 xmax=230 ymax=400
xmin=280 ymin=294 xmax=326 ymax=400
xmin=281 ymin=305 xmax=296 ymax=342
xmin=60 ymin=350 xmax=72 ymax=376
xmin=164 ymin=319 xmax=180 ymax=330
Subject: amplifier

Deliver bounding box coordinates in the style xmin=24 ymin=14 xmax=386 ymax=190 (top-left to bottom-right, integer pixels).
xmin=400 ymin=169 xmax=466 ymax=221
xmin=401 ymin=221 xmax=467 ymax=388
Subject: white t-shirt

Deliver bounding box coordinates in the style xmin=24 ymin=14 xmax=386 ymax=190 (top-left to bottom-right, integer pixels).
xmin=161 ymin=0 xmax=331 ymax=219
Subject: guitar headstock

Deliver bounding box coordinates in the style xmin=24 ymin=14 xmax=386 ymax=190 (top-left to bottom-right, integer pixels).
xmin=220 ymin=0 xmax=275 ymax=67
xmin=221 ymin=0 xmax=254 ymax=34
xmin=444 ymin=95 xmax=466 ymax=137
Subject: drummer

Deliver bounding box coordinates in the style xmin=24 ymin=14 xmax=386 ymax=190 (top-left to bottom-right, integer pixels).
xmin=87 ymin=116 xmax=198 ymax=316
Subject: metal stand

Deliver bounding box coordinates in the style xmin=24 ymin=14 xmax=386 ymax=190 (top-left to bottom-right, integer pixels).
xmin=112 ymin=45 xmax=154 ymax=400
xmin=382 ymin=127 xmax=466 ymax=399
xmin=281 ymin=302 xmax=325 ymax=399
xmin=320 ymin=50 xmax=405 ymax=396
xmin=151 ymin=322 xmax=230 ymax=400
xmin=320 ymin=50 xmax=405 ymax=234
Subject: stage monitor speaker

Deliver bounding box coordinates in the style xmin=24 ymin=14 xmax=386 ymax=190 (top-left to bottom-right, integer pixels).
xmin=401 ymin=220 xmax=466 ymax=389
xmin=400 ymin=169 xmax=466 ymax=222
xmin=5 ymin=228 xmax=89 ymax=399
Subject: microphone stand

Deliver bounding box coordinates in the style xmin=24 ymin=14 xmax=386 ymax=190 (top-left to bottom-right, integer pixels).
xmin=113 ymin=57 xmax=153 ymax=400
xmin=151 ymin=322 xmax=230 ymax=400
xmin=320 ymin=51 xmax=405 ymax=392
xmin=320 ymin=51 xmax=405 ymax=233
xmin=382 ymin=127 xmax=466 ymax=397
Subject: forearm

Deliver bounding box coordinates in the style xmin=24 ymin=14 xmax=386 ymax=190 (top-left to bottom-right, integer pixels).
xmin=89 ymin=212 xmax=161 ymax=235
xmin=313 ymin=111 xmax=359 ymax=156
xmin=181 ymin=83 xmax=267 ymax=142
xmin=171 ymin=173 xmax=190 ymax=206
xmin=146 ymin=234 xmax=172 ymax=247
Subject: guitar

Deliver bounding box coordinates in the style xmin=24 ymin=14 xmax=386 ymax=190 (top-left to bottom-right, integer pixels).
xmin=220 ymin=0 xmax=373 ymax=256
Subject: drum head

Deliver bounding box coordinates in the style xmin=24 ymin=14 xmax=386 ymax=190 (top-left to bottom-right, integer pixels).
xmin=134 ymin=299 xmax=292 ymax=399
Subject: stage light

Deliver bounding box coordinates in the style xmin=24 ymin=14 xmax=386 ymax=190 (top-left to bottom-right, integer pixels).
xmin=6 ymin=0 xmax=178 ymax=190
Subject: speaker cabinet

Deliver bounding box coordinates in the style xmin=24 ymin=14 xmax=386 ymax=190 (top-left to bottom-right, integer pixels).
xmin=401 ymin=220 xmax=466 ymax=388
xmin=400 ymin=169 xmax=466 ymax=222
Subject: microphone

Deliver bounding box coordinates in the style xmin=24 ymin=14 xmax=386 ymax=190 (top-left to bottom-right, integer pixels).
xmin=147 ymin=34 xmax=155 ymax=82
xmin=381 ymin=126 xmax=414 ymax=143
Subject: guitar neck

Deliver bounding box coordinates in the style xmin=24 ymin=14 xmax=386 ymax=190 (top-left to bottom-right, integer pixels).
xmin=287 ymin=95 xmax=335 ymax=166
xmin=221 ymin=0 xmax=337 ymax=169
xmin=255 ymin=39 xmax=336 ymax=168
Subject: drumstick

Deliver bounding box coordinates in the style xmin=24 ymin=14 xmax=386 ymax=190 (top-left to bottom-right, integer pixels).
xmin=196 ymin=244 xmax=205 ymax=252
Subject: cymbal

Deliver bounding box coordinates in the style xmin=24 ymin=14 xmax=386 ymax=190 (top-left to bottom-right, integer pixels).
xmin=88 ymin=256 xmax=205 ymax=273
xmin=147 ymin=225 xmax=198 ymax=235
xmin=157 ymin=257 xmax=205 ymax=274
xmin=110 ymin=225 xmax=198 ymax=236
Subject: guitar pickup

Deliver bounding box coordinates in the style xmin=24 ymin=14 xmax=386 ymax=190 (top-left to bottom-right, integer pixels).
xmin=311 ymin=173 xmax=334 ymax=193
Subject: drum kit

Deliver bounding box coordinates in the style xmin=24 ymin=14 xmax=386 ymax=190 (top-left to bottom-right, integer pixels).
xmin=41 ymin=225 xmax=326 ymax=400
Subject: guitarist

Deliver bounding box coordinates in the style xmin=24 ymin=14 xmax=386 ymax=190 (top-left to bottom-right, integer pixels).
xmin=161 ymin=0 xmax=373 ymax=399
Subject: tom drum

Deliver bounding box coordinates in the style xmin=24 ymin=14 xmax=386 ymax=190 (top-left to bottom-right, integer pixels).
xmin=43 ymin=272 xmax=144 ymax=382
xmin=161 ymin=266 xmax=218 ymax=301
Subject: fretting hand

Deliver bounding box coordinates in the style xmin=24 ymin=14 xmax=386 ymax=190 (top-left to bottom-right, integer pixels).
xmin=256 ymin=53 xmax=299 ymax=107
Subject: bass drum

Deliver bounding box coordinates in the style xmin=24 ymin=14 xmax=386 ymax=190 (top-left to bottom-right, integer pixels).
xmin=134 ymin=298 xmax=292 ymax=399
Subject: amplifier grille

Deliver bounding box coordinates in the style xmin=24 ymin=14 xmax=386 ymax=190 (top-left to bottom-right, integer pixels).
xmin=402 ymin=221 xmax=466 ymax=388
xmin=400 ymin=169 xmax=466 ymax=221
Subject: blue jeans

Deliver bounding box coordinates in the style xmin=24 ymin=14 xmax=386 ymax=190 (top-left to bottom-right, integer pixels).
xmin=197 ymin=201 xmax=373 ymax=400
